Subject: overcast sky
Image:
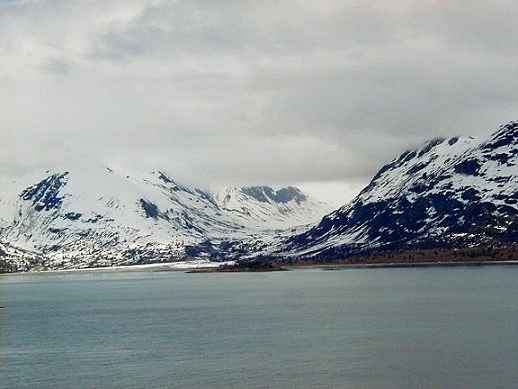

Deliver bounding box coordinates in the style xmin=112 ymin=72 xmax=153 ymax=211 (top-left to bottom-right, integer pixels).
xmin=1 ymin=0 xmax=518 ymax=205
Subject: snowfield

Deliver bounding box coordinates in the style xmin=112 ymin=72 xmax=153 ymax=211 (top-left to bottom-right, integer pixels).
xmin=0 ymin=166 xmax=330 ymax=271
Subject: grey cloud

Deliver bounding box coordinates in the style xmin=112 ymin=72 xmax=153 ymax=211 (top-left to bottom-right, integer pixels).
xmin=90 ymin=1 xmax=399 ymax=63
xmin=1 ymin=0 xmax=518 ymax=204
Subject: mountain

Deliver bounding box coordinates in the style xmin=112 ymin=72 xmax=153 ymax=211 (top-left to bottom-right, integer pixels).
xmin=0 ymin=241 xmax=43 ymax=273
xmin=281 ymin=121 xmax=518 ymax=259
xmin=5 ymin=120 xmax=518 ymax=272
xmin=0 ymin=166 xmax=330 ymax=271
xmin=213 ymin=185 xmax=326 ymax=229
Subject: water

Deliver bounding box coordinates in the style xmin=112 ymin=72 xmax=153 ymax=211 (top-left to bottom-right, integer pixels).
xmin=1 ymin=267 xmax=518 ymax=389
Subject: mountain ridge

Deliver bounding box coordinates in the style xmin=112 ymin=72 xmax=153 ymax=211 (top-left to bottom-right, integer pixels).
xmin=0 ymin=166 xmax=330 ymax=271
xmin=3 ymin=120 xmax=518 ymax=272
xmin=279 ymin=121 xmax=518 ymax=259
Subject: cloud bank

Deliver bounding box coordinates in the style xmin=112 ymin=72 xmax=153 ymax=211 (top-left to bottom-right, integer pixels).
xmin=1 ymin=0 xmax=517 ymax=202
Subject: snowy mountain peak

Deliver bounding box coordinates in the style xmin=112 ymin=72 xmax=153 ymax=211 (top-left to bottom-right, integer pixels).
xmin=0 ymin=165 xmax=330 ymax=270
xmin=212 ymin=184 xmax=331 ymax=230
xmin=481 ymin=120 xmax=518 ymax=152
xmin=280 ymin=121 xmax=518 ymax=259
xmin=240 ymin=186 xmax=307 ymax=204
xmin=20 ymin=172 xmax=69 ymax=212
xmin=218 ymin=185 xmax=307 ymax=205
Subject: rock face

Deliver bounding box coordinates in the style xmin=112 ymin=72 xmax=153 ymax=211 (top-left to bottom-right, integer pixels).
xmin=0 ymin=167 xmax=329 ymax=271
xmin=283 ymin=121 xmax=518 ymax=259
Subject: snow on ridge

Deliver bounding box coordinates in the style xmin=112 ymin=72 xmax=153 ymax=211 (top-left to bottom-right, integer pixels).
xmin=213 ymin=184 xmax=332 ymax=229
xmin=279 ymin=120 xmax=518 ymax=258
xmin=0 ymin=164 xmax=331 ymax=270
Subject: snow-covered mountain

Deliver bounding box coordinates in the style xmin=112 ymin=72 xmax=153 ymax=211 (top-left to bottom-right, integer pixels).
xmin=214 ymin=185 xmax=326 ymax=229
xmin=0 ymin=166 xmax=330 ymax=270
xmin=0 ymin=241 xmax=43 ymax=273
xmin=5 ymin=120 xmax=518 ymax=271
xmin=281 ymin=121 xmax=518 ymax=259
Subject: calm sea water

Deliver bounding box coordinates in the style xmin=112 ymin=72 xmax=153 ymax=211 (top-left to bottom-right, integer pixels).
xmin=1 ymin=267 xmax=518 ymax=389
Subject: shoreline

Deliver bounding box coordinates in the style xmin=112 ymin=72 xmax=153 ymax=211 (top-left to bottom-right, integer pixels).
xmin=3 ymin=259 xmax=518 ymax=276
xmin=0 ymin=260 xmax=235 ymax=276
xmin=287 ymin=260 xmax=518 ymax=270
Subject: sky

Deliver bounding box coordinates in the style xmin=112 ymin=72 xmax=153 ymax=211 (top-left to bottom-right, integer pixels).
xmin=1 ymin=0 xmax=518 ymax=206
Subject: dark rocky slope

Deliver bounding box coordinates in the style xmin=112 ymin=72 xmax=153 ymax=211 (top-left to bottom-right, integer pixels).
xmin=282 ymin=121 xmax=518 ymax=259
